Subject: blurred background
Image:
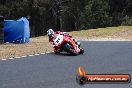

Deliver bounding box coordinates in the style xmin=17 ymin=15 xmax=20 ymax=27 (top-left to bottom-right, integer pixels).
xmin=0 ymin=0 xmax=132 ymax=37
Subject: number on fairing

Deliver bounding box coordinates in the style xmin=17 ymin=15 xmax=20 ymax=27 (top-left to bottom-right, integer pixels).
xmin=53 ymin=35 xmax=63 ymax=46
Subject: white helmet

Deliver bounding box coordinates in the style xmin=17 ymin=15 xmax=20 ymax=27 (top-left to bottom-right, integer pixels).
xmin=47 ymin=29 xmax=54 ymax=36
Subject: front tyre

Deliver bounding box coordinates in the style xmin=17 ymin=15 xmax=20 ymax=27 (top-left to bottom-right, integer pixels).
xmin=79 ymin=48 xmax=84 ymax=54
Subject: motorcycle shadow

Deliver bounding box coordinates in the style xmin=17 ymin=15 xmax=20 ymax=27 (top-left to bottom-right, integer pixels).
xmin=51 ymin=52 xmax=77 ymax=56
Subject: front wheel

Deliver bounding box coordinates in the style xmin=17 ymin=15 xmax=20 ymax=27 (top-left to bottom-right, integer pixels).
xmin=79 ymin=48 xmax=84 ymax=54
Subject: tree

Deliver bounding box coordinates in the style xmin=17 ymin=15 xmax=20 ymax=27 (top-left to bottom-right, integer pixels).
xmin=0 ymin=0 xmax=132 ymax=37
xmin=79 ymin=0 xmax=112 ymax=29
xmin=109 ymin=0 xmax=132 ymax=25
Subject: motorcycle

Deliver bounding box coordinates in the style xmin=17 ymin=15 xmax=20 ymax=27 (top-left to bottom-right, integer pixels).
xmin=52 ymin=34 xmax=84 ymax=55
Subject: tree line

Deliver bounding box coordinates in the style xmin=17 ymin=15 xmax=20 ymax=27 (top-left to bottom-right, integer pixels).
xmin=0 ymin=0 xmax=132 ymax=37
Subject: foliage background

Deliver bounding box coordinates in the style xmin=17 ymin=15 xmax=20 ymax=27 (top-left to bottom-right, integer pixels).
xmin=0 ymin=0 xmax=132 ymax=37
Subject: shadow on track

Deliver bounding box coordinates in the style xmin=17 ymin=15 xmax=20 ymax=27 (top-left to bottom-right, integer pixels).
xmin=49 ymin=52 xmax=78 ymax=56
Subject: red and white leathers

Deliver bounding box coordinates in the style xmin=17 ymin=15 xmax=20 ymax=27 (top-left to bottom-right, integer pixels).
xmin=48 ymin=31 xmax=73 ymax=53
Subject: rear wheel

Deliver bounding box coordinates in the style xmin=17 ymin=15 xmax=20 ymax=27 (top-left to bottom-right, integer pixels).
xmin=63 ymin=43 xmax=78 ymax=56
xmin=54 ymin=51 xmax=60 ymax=54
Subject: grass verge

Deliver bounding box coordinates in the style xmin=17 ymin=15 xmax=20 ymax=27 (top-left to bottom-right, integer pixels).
xmin=0 ymin=36 xmax=53 ymax=59
xmin=69 ymin=26 xmax=132 ymax=40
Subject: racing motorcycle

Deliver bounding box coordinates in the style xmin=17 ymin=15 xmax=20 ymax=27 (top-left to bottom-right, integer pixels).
xmin=52 ymin=34 xmax=84 ymax=55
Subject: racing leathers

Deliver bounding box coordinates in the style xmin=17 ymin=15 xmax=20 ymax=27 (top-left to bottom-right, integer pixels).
xmin=48 ymin=31 xmax=78 ymax=53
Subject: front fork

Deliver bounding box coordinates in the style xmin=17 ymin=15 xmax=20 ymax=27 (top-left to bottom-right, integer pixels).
xmin=73 ymin=39 xmax=81 ymax=47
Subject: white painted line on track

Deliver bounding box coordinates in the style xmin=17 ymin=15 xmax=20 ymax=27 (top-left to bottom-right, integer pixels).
xmin=41 ymin=53 xmax=45 ymax=55
xmin=1 ymin=51 xmax=53 ymax=61
xmin=29 ymin=55 xmax=34 ymax=57
xmin=1 ymin=59 xmax=7 ymax=61
xmin=21 ymin=56 xmax=27 ymax=58
xmin=34 ymin=54 xmax=40 ymax=56
xmin=15 ymin=57 xmax=21 ymax=59
xmin=9 ymin=58 xmax=14 ymax=60
xmin=46 ymin=52 xmax=50 ymax=53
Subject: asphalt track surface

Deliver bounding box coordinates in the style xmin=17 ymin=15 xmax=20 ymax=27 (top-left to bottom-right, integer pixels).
xmin=0 ymin=41 xmax=132 ymax=88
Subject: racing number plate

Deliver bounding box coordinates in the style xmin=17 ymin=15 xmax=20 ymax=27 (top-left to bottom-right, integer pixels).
xmin=53 ymin=34 xmax=63 ymax=46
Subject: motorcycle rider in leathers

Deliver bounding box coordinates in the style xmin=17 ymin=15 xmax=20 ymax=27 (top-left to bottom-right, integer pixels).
xmin=47 ymin=29 xmax=80 ymax=53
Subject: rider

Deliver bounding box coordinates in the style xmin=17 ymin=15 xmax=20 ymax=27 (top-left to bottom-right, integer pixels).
xmin=47 ymin=29 xmax=80 ymax=52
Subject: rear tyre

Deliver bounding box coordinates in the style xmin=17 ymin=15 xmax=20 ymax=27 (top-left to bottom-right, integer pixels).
xmin=63 ymin=43 xmax=78 ymax=56
xmin=55 ymin=51 xmax=60 ymax=54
